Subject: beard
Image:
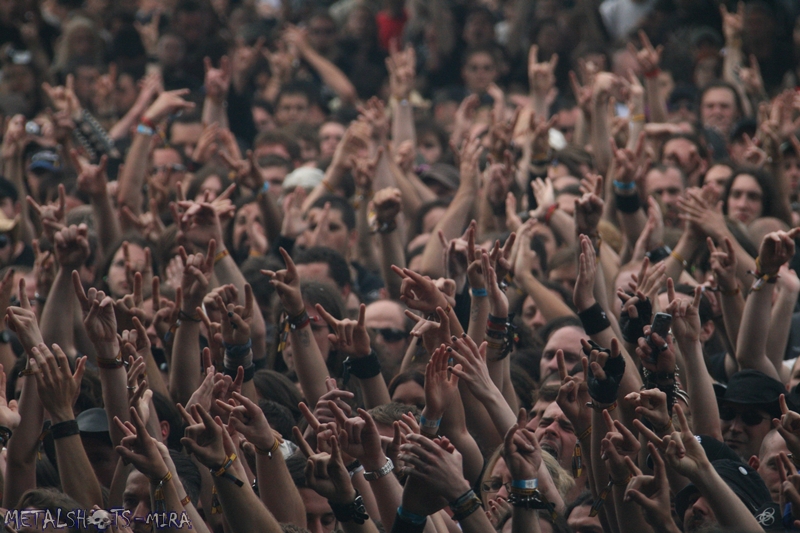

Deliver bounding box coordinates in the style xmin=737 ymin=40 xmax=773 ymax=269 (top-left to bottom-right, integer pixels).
xmin=540 ymin=442 xmax=559 ymax=461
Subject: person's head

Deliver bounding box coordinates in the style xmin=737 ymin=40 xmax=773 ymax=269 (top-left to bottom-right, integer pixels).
xmin=151 ymin=146 xmax=186 ymax=190
xmin=644 ymin=164 xmax=685 ymax=226
xmin=287 ymin=453 xmax=337 ymax=533
xmin=565 ymin=492 xmax=603 ymax=533
xmin=254 ymin=130 xmax=302 ymax=164
xmin=275 ymin=84 xmax=312 ymax=127
xmin=168 ymin=114 xmax=204 ymax=162
xmin=76 ymin=407 xmax=116 ymax=487
xmin=284 ymin=122 xmax=321 ymax=163
xmin=319 ymin=121 xmax=345 ymax=159
xmin=462 ymin=7 xmax=495 ymax=48
xmin=538 ymin=316 xmax=584 ymax=384
xmin=299 ymin=195 xmax=357 ymax=257
xmin=547 ymin=246 xmax=578 ymax=293
xmin=252 ymin=99 xmax=276 ymax=133
xmin=526 ymin=382 xmax=560 ymax=431
xmin=416 ymin=120 xmax=448 ymax=165
xmin=157 ymin=32 xmax=186 ymax=69
xmin=719 ymin=370 xmax=785 ymax=460
xmin=15 ymin=488 xmax=83 ymax=533
xmin=748 ymin=429 xmax=789 ymax=503
xmin=461 ymin=46 xmax=498 ymax=94
xmin=294 ymin=246 xmax=352 ymax=298
xmin=722 ymin=168 xmax=778 ymax=226
xmin=151 ymin=390 xmax=185 ymax=450
xmin=702 ymin=161 xmax=734 ymax=199
xmin=520 ymin=281 xmax=571 ymax=332
xmin=700 ymin=81 xmax=742 ymax=138
xmin=388 ymin=370 xmax=425 ymax=410
xmin=661 ymin=134 xmax=708 ymax=186
xmin=99 ymin=235 xmax=155 ymax=299
xmin=782 ymin=141 xmax=800 ymax=195
xmin=0 ymin=175 xmax=18 ymax=221
xmin=306 ymin=11 xmax=338 ymax=54
xmin=365 ymin=299 xmax=411 ymax=379
xmin=533 ymin=401 xmax=577 ymax=471
xmin=259 ymin=154 xmax=293 ymax=199
xmin=186 ymin=164 xmax=232 ymax=202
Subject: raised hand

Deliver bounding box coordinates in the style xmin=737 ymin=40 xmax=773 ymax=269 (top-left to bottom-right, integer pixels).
xmin=28 ymin=343 xmax=86 ymax=423
xmin=217 ymin=391 xmax=280 ymax=454
xmin=600 ymin=408 xmax=641 ymax=482
xmin=114 ymin=270 xmax=148 ymax=334
xmin=504 ymin=409 xmax=542 ymax=480
xmin=627 ymin=30 xmax=663 ymax=75
xmin=73 ymin=271 xmax=119 ymax=354
xmin=624 ymin=442 xmax=675 ymax=528
xmin=720 ymin=1 xmax=744 ymax=44
xmin=707 ymin=236 xmax=738 ymax=293
xmin=773 ymin=394 xmax=800 ymax=458
xmin=7 ymin=278 xmax=43 ymax=352
xmin=573 ymin=234 xmax=598 ymax=312
xmin=316 ymin=303 xmax=370 ymax=357
xmin=449 ymin=334 xmax=495 ymax=401
xmin=400 ymin=434 xmax=471 ymax=505
xmin=204 ymin=56 xmax=231 ymax=104
xmin=585 ymin=337 xmax=625 ymax=406
xmin=757 ymin=229 xmax=799 ymax=277
xmin=528 ymin=45 xmax=558 ymax=100
xmin=662 ymin=404 xmax=711 ymax=480
xmin=635 ymin=324 xmax=676 ymax=374
xmin=386 ymin=40 xmax=416 ymax=102
xmin=667 ymin=282 xmax=702 ymax=344
xmin=179 ymin=403 xmax=227 ymax=469
xmin=214 ymin=283 xmax=254 ymax=347
xmin=143 ymin=88 xmax=196 ymax=124
xmin=304 ymin=436 xmax=357 ymax=504
xmin=555 ymin=351 xmax=591 ymax=436
xmin=574 ymin=185 xmax=604 ymax=237
xmin=625 ymin=388 xmax=672 ymax=436
xmin=179 ymin=241 xmax=216 ymax=314
xmin=405 ymin=308 xmax=452 ymax=354
xmin=71 ymin=151 xmax=109 ymax=198
xmin=115 ymin=407 xmax=170 ymax=481
xmin=392 ymin=266 xmax=450 ymax=315
xmin=176 ymin=199 xmax=227 ymax=251
xmin=371 ymin=187 xmax=402 ymax=229
xmin=28 ymin=183 xmax=66 ymax=241
xmin=262 ymin=247 xmax=304 ymax=316
xmin=423 ymin=344 xmax=460 ymax=421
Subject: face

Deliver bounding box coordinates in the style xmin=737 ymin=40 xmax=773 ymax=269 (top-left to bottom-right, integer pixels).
xmin=107 ymin=244 xmax=146 ymax=299
xmin=526 ymin=398 xmax=553 ymax=431
xmin=462 ymin=52 xmax=497 ymax=94
xmin=82 ymin=435 xmax=117 ymax=488
xmin=720 ymin=402 xmax=773 ymax=460
xmin=0 ymin=197 xmax=14 ymax=220
xmin=195 ymin=175 xmax=222 ymax=201
xmin=482 ymin=456 xmax=512 ymax=504
xmin=300 ymin=487 xmax=336 ymax=533
xmin=567 ymin=505 xmax=604 ymax=533
xmin=417 ymin=133 xmax=443 ymax=164
xmin=391 ymin=380 xmax=425 ymax=410
xmin=645 ymin=167 xmax=684 ymax=225
xmin=534 ymin=402 xmax=577 ymax=470
xmin=521 ymin=295 xmax=547 ymax=331
xmin=275 ymin=94 xmax=310 ymax=126
xmin=301 ymin=208 xmax=352 ymax=256
xmin=170 ymin=122 xmax=204 ymax=161
xmin=123 ymin=470 xmax=153 ymax=533
xmin=783 ymin=155 xmax=800 ymax=195
xmin=152 ymin=148 xmax=185 ymax=189
xmin=701 ymin=87 xmax=738 ymax=136
xmin=252 ymin=106 xmax=275 ymax=133
xmin=548 ymin=262 xmax=577 ymax=295
xmin=115 ymin=74 xmax=138 ymax=114
xmin=307 ymin=16 xmax=337 ymax=53
xmin=556 ymin=108 xmax=579 ymax=144
xmin=296 ymin=263 xmax=340 ymax=295
xmin=540 ymin=326 xmax=585 ymax=383
xmin=232 ymin=203 xmax=264 ymax=255
xmin=319 ymin=122 xmax=345 ymax=158
xmin=752 ymin=431 xmax=789 ymax=503
xmin=683 ymin=494 xmax=717 ymax=533
xmin=365 ymin=300 xmax=409 ymax=375
xmin=727 ymin=174 xmax=763 ymax=225
xmin=463 ymin=13 xmax=494 ymax=47
xmin=704 ymin=164 xmax=733 ymax=199
xmin=74 ymin=65 xmax=99 ymax=105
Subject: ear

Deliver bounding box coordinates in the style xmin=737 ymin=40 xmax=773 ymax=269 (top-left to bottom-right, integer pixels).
xmin=160 ymin=420 xmax=170 ymax=443
xmin=748 ymin=455 xmax=760 ymax=471
xmin=699 ymin=319 xmax=715 ymax=343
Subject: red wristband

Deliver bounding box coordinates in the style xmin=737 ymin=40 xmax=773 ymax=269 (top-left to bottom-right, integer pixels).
xmin=644 ymin=68 xmax=661 ymax=79
xmin=544 ymin=204 xmax=558 ymax=224
xmin=140 ymin=116 xmax=157 ymax=130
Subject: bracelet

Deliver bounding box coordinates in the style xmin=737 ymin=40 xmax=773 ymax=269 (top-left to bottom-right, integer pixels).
xmin=321 ymin=180 xmax=335 ymax=193
xmin=720 ymin=285 xmax=741 ymax=296
xmin=511 ymin=479 xmax=538 ymax=490
xmin=288 ymin=309 xmax=310 ymax=330
xmin=136 ymin=123 xmax=155 ymax=136
xmin=342 ymin=350 xmax=381 ymax=384
xmin=214 ymin=249 xmax=230 ymax=264
xmin=643 ymin=68 xmax=661 ymax=79
xmin=0 ymin=425 xmax=12 ymax=446
xmin=363 ymin=457 xmax=394 ymax=481
xmin=347 ymin=459 xmax=365 ymax=476
xmin=329 ymin=491 xmax=369 ymax=524
xmin=586 ymin=400 xmax=617 ymax=412
xmin=50 ymin=419 xmax=79 ymax=440
xmin=670 ymin=250 xmax=689 ymax=269
xmin=140 ymin=116 xmax=157 ymax=130
xmin=254 ymin=436 xmax=282 ymax=458
xmin=630 ymin=114 xmax=645 ymax=123
xmin=224 ymin=339 xmax=253 ymax=358
xmin=653 ymin=418 xmax=673 ymax=434
xmin=577 ymin=303 xmax=611 ymax=335
xmin=153 ymin=471 xmax=172 ymax=513
xmin=610 ymin=473 xmax=632 ymax=486
xmin=178 ymin=309 xmax=202 ymax=323
xmin=396 ymin=506 xmax=427 ymax=526
xmin=223 ymin=363 xmax=255 ymax=382
xmin=419 ymin=415 xmax=441 ymax=434
xmin=544 ymin=204 xmax=558 ymax=224
xmin=507 ymin=490 xmax=554 ymax=513
xmin=96 ymin=356 xmax=124 ymax=369
xmin=613 ymin=180 xmax=636 ymax=191
xmin=449 ymin=490 xmax=482 ymax=522
xmin=470 ymin=287 xmax=487 ymax=297
xmin=211 ymin=453 xmax=245 ymax=487
xmin=180 ymin=495 xmax=191 ymax=506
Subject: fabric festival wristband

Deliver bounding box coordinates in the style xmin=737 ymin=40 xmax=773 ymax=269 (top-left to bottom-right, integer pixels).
xmin=419 ymin=415 xmax=441 ymax=432
xmin=397 ymin=507 xmax=427 ymax=526
xmin=511 ymin=479 xmax=538 ymax=490
xmin=471 ymin=287 xmax=487 ymax=297
xmin=578 ymin=303 xmax=611 ymax=335
xmin=612 ymin=180 xmax=636 ymax=191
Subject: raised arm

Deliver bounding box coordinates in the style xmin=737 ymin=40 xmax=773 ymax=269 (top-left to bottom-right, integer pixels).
xmin=284 ymin=26 xmax=357 ymax=105
xmin=628 ymin=31 xmax=666 ymax=124
xmin=72 ymin=153 xmax=121 ymax=254
xmin=387 ymin=43 xmax=417 ymax=146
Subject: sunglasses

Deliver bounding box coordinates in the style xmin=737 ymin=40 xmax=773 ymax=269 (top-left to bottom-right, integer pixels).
xmin=719 ymin=406 xmax=769 ymax=426
xmin=152 ymin=163 xmax=186 ymax=174
xmin=372 ymin=328 xmax=408 ymax=343
xmin=481 ymin=480 xmax=510 ymax=494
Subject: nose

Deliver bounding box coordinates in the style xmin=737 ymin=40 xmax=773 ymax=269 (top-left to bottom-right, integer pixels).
xmin=544 ymin=356 xmax=559 ymax=377
xmin=307 ymin=518 xmax=325 ymax=533
xmin=729 ymin=416 xmax=746 ymax=433
xmin=133 ymin=501 xmax=150 ymax=523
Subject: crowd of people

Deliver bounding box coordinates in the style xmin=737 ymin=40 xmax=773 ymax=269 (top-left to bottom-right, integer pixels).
xmin=4 ymin=0 xmax=800 ymax=532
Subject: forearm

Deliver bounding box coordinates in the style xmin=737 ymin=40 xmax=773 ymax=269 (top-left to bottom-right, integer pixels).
xmin=363 ymin=459 xmax=403 ymax=531
xmin=644 ymin=79 xmax=666 ymax=124
xmin=169 ymin=322 xmax=202 ymax=405
xmin=419 ymin=186 xmax=476 ymax=278
xmin=664 ymin=234 xmax=699 ymax=283
xmin=302 ymin=163 xmax=347 ymax=212
xmin=40 ymin=268 xmax=75 ymax=356
xmin=391 ymin=100 xmax=416 ymax=147
xmin=215 ymin=459 xmax=283 ymax=533
xmin=432 ymin=394 xmax=483 ymax=484
xmin=214 ymin=254 xmax=267 ymax=361
xmin=467 ymin=295 xmax=489 ymax=347
xmin=377 ymin=230 xmax=405 ymax=300
xmin=720 ymin=292 xmax=744 ymax=352
xmin=473 ymin=386 xmax=517 ymax=439
xmin=117 ymin=133 xmax=151 ymax=216
xmin=356 ymin=201 xmax=380 ymax=273
xmin=547 ymin=210 xmax=576 ymax=246
xmin=590 ymin=97 xmax=612 ymax=176
xmin=766 ymin=287 xmax=798 ymax=378
xmin=258 ymin=192 xmax=283 ymax=246
xmin=515 ymin=272 xmax=576 ymax=322
xmin=694 ymin=466 xmax=761 ymax=531
xmin=53 ymin=425 xmax=104 ymax=507
xmin=202 ymin=97 xmax=229 ymax=130
xmin=387 ymin=164 xmax=424 ymax=221
xmin=290 ymin=324 xmax=329 ymax=408
xmin=256 ymin=453 xmax=306 ymax=527
xmin=90 ymin=191 xmax=122 ymax=254
xmin=6 ymin=155 xmax=33 ymax=243
xmin=109 ymin=101 xmax=146 ymax=141
xmin=590 ymin=410 xmax=619 ymax=533
xmin=679 ymin=339 xmax=721 ymax=438
xmin=358 ymin=374 xmax=392 ymax=409
xmin=457 ymin=503 xmax=495 ymax=533
xmin=611 ymin=485 xmax=651 ymax=533
xmin=4 ymin=376 xmax=42 ymax=508
xmin=301 ymin=49 xmax=357 ymax=104
xmin=736 ymin=285 xmax=780 ymax=379
xmin=617 ymin=209 xmax=647 ymax=257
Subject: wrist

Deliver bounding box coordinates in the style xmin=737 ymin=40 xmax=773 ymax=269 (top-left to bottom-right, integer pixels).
xmin=361 ymin=453 xmax=388 ymax=473
xmin=49 ymin=411 xmax=76 ymax=424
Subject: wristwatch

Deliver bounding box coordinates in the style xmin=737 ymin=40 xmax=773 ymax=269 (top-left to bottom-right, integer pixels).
xmin=0 ymin=330 xmax=11 ymax=344
xmin=363 ymin=457 xmax=394 ymax=481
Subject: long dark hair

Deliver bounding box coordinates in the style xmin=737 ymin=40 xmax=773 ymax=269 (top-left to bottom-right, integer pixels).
xmin=721 ymin=167 xmax=790 ymax=225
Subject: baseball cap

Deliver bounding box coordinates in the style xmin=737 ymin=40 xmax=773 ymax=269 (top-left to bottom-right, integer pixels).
xmin=716 ymin=369 xmax=785 ymax=419
xmin=28 ymin=149 xmax=62 ymax=174
xmin=420 ymin=163 xmax=460 ymax=192
xmin=675 ymin=459 xmax=779 ymax=529
xmin=76 ymin=407 xmax=110 ymax=434
xmin=0 ymin=176 xmax=18 ymax=202
xmin=282 ymin=166 xmax=324 ymax=191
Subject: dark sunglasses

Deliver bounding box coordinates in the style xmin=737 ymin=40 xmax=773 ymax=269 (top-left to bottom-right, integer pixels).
xmin=373 ymin=328 xmax=408 ymax=343
xmin=481 ymin=480 xmax=510 ymax=494
xmin=719 ymin=406 xmax=769 ymax=426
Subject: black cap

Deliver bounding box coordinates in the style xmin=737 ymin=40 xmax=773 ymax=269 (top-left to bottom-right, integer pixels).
xmin=667 ymin=84 xmax=698 ymax=112
xmin=717 ymin=370 xmax=785 ymax=419
xmin=0 ymin=176 xmax=18 ymax=202
xmin=420 ymin=163 xmax=460 ymax=191
xmin=675 ymin=459 xmax=774 ymax=526
xmin=76 ymin=407 xmax=109 ymax=434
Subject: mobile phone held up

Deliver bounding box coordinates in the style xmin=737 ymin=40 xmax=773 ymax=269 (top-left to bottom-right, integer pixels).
xmin=645 ymin=312 xmax=672 ymax=364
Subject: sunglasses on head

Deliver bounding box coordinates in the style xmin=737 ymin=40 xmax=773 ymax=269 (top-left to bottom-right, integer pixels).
xmin=373 ymin=328 xmax=408 ymax=343
xmin=719 ymin=406 xmax=769 ymax=426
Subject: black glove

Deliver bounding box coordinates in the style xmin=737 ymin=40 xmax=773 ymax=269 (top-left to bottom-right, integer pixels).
xmin=619 ymin=296 xmax=653 ymax=343
xmin=585 ymin=341 xmax=626 ymax=404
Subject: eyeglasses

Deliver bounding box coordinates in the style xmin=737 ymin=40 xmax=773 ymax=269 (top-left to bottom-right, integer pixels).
xmin=719 ymin=406 xmax=769 ymax=426
xmin=152 ymin=163 xmax=186 ymax=174
xmin=372 ymin=328 xmax=408 ymax=343
xmin=481 ymin=480 xmax=510 ymax=494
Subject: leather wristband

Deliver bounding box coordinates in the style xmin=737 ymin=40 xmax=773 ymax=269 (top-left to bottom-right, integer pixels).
xmin=615 ymin=192 xmax=641 ymax=213
xmin=343 ymin=350 xmax=381 ymax=384
xmin=51 ymin=419 xmax=80 ymax=440
xmin=329 ymin=491 xmax=369 ymax=524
